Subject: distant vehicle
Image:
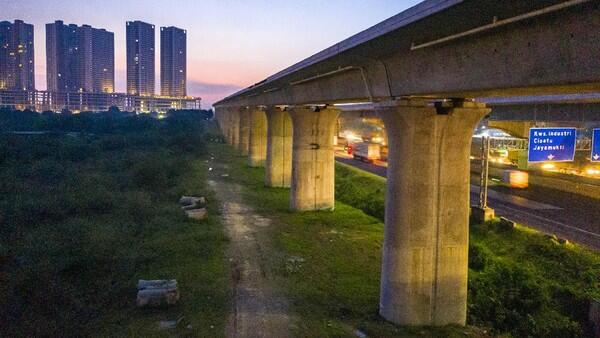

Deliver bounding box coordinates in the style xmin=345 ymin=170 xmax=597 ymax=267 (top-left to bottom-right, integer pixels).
xmin=353 ymin=142 xmax=381 ymax=163
xmin=347 ymin=144 xmax=353 ymax=155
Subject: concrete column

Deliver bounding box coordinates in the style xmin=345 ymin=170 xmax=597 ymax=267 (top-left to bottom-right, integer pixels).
xmin=265 ymin=106 xmax=293 ymax=187
xmin=229 ymin=107 xmax=240 ymax=147
xmin=248 ymin=107 xmax=268 ymax=167
xmin=378 ymin=99 xmax=489 ymax=326
xmin=288 ymin=106 xmax=340 ymax=211
xmin=225 ymin=109 xmax=232 ymax=144
xmin=218 ymin=107 xmax=230 ymax=143
xmin=214 ymin=106 xmax=222 ymax=131
xmin=237 ymin=107 xmax=250 ymax=155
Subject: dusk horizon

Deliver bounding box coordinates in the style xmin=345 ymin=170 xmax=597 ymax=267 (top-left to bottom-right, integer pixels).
xmin=3 ymin=0 xmax=420 ymax=107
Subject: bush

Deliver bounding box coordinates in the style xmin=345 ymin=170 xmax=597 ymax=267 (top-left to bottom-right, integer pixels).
xmin=468 ymin=260 xmax=549 ymax=335
xmin=468 ymin=243 xmax=491 ymax=271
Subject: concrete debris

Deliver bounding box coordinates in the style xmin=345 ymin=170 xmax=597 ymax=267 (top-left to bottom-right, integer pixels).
xmin=355 ymin=329 xmax=368 ymax=338
xmin=158 ymin=316 xmax=185 ymax=330
xmin=179 ymin=196 xmax=208 ymax=220
xmin=185 ymin=208 xmax=208 ymax=220
xmin=158 ymin=320 xmax=178 ymax=330
xmin=182 ymin=203 xmax=201 ymax=211
xmin=136 ymin=279 xmax=180 ymax=307
xmin=498 ymin=217 xmax=515 ymax=231
xmin=138 ymin=279 xmax=177 ymax=290
xmin=179 ymin=196 xmax=206 ymax=206
xmin=285 ymin=256 xmax=305 ymax=274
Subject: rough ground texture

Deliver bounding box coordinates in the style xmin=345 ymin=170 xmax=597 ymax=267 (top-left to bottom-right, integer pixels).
xmin=208 ymin=163 xmax=291 ymax=338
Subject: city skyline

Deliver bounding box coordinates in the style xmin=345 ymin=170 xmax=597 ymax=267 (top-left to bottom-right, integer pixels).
xmin=3 ymin=0 xmax=419 ymax=106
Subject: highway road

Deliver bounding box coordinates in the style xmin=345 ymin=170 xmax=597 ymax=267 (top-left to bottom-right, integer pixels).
xmin=336 ymin=154 xmax=600 ymax=251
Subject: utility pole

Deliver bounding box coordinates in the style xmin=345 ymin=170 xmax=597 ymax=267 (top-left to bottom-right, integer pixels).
xmin=479 ymin=136 xmax=490 ymax=208
xmin=473 ymin=135 xmax=494 ymax=223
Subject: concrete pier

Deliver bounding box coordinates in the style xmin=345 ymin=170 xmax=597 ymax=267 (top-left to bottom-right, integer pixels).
xmin=378 ymin=99 xmax=489 ymax=326
xmin=228 ymin=107 xmax=240 ymax=147
xmin=248 ymin=107 xmax=268 ymax=167
xmin=265 ymin=107 xmax=293 ymax=188
xmin=238 ymin=107 xmax=250 ymax=155
xmin=288 ymin=106 xmax=339 ymax=211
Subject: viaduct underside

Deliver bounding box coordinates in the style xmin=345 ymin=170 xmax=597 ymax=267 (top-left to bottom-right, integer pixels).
xmin=213 ymin=0 xmax=600 ymax=326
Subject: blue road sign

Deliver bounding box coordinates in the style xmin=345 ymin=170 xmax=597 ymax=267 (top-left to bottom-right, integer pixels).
xmin=592 ymin=129 xmax=600 ymax=162
xmin=528 ymin=127 xmax=577 ymax=163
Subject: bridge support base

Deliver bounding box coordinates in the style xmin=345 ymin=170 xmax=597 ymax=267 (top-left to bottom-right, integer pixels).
xmin=265 ymin=107 xmax=293 ymax=187
xmin=288 ymin=106 xmax=340 ymax=211
xmin=248 ymin=107 xmax=268 ymax=167
xmin=378 ymin=99 xmax=489 ymax=326
xmin=471 ymin=206 xmax=495 ymax=223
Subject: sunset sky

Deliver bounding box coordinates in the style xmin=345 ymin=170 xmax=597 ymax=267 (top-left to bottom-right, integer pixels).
xmin=3 ymin=0 xmax=421 ymax=107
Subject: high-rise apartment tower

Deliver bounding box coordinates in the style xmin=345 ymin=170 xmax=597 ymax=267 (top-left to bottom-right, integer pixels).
xmin=0 ymin=20 xmax=35 ymax=91
xmin=126 ymin=21 xmax=155 ymax=96
xmin=160 ymin=26 xmax=186 ymax=97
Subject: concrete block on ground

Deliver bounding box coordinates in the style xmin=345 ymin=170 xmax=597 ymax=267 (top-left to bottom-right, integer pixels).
xmin=498 ymin=217 xmax=515 ymax=231
xmin=471 ymin=206 xmax=495 ymax=223
xmin=137 ymin=289 xmax=180 ymax=307
xmin=179 ymin=196 xmax=206 ymax=206
xmin=158 ymin=317 xmax=184 ymax=330
xmin=136 ymin=279 xmax=179 ymax=307
xmin=185 ymin=208 xmax=208 ymax=220
xmin=138 ymin=279 xmax=177 ymax=290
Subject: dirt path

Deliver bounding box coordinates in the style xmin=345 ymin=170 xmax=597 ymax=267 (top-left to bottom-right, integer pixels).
xmin=208 ymin=163 xmax=291 ymax=338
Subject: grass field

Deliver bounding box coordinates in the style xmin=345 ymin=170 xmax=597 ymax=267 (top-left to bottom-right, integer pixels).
xmin=0 ymin=115 xmax=230 ymax=337
xmin=211 ymin=144 xmax=489 ymax=337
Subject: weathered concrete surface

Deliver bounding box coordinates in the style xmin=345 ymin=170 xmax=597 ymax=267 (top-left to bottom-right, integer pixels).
xmin=288 ymin=106 xmax=339 ymax=211
xmin=238 ymin=108 xmax=251 ymax=156
xmin=208 ymin=171 xmax=291 ymax=338
xmin=378 ymin=99 xmax=489 ymax=326
xmin=265 ymin=107 xmax=293 ymax=188
xmin=227 ymin=107 xmax=240 ymax=147
xmin=248 ymin=107 xmax=268 ymax=167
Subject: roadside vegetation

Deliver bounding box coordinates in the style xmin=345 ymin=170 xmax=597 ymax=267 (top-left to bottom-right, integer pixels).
xmin=0 ymin=109 xmax=230 ymax=337
xmin=336 ymin=162 xmax=600 ymax=337
xmin=213 ymin=143 xmax=599 ymax=337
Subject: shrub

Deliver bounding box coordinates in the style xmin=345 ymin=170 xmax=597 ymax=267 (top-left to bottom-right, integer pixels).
xmin=468 ymin=243 xmax=491 ymax=271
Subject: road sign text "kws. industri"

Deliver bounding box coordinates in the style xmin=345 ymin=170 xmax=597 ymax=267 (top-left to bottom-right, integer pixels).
xmin=528 ymin=128 xmax=577 ymax=163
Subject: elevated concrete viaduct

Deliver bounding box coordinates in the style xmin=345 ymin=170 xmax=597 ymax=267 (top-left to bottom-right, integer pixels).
xmin=213 ymin=0 xmax=600 ymax=327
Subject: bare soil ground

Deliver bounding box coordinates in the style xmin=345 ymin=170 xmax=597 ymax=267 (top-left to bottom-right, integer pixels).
xmin=208 ymin=162 xmax=291 ymax=338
